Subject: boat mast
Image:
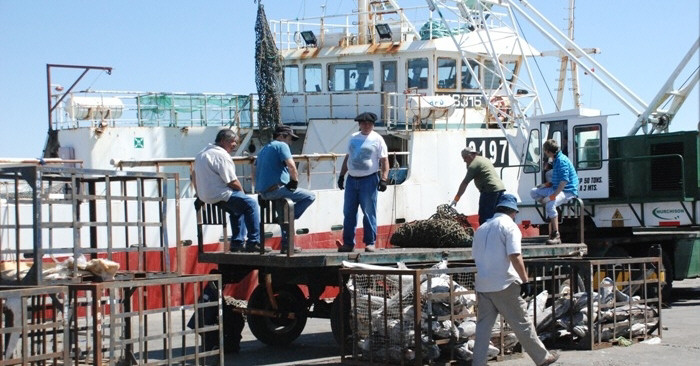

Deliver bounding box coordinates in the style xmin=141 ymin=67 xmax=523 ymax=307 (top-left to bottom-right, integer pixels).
xmin=555 ymin=0 xmax=582 ymax=110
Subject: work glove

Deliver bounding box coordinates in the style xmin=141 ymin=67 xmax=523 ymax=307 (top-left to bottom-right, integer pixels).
xmin=538 ymin=194 xmax=557 ymax=204
xmin=520 ymin=282 xmax=535 ymax=298
xmin=449 ymin=200 xmax=457 ymax=207
xmin=337 ymin=175 xmax=345 ymax=190
xmin=285 ymin=179 xmax=298 ymax=192
xmin=378 ymin=179 xmax=388 ymax=192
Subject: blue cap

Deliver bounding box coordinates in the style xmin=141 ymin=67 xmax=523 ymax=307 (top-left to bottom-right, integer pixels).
xmin=497 ymin=193 xmax=519 ymax=212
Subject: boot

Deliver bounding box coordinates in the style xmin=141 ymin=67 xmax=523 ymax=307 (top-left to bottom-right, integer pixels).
xmin=546 ymin=231 xmax=561 ymax=245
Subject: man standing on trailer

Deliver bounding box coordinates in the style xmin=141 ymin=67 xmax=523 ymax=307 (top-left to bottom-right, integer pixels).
xmin=530 ymin=139 xmax=579 ymax=245
xmin=472 ymin=193 xmax=559 ymax=366
xmin=450 ymin=146 xmax=506 ymax=224
xmin=194 ymin=129 xmax=264 ymax=252
xmin=337 ymin=112 xmax=389 ymax=253
xmin=255 ymin=124 xmax=316 ymax=254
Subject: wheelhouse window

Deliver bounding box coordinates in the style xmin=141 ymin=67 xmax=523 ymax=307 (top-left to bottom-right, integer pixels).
xmin=461 ymin=60 xmax=480 ymax=89
xmin=407 ymin=58 xmax=429 ymax=89
xmin=574 ymin=124 xmax=602 ymax=170
xmin=437 ymin=58 xmax=457 ymax=89
xmin=328 ymin=61 xmax=374 ymax=92
xmin=283 ymin=65 xmax=299 ymax=93
xmin=483 ymin=60 xmax=516 ymax=90
xmin=304 ymin=64 xmax=322 ymax=92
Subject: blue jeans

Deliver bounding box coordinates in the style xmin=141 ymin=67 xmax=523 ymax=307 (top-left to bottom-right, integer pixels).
xmin=259 ymin=187 xmax=316 ymax=249
xmin=478 ymin=190 xmax=505 ymax=225
xmin=530 ymin=187 xmax=576 ymax=219
xmin=343 ymin=174 xmax=379 ymax=247
xmin=222 ymin=190 xmax=261 ymax=247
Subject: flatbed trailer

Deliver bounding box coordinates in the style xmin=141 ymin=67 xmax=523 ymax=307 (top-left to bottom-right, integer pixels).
xmin=198 ymin=240 xmax=587 ymax=346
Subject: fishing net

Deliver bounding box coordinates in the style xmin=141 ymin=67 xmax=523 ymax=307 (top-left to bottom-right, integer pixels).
xmin=255 ymin=0 xmax=281 ymax=141
xmin=390 ymin=204 xmax=474 ymax=248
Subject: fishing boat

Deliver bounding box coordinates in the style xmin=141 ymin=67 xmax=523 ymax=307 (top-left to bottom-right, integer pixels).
xmin=1 ymin=0 xmax=697 ymax=292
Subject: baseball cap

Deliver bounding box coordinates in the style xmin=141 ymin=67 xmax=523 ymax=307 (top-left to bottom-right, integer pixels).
xmin=496 ymin=193 xmax=519 ymax=212
xmin=274 ymin=125 xmax=299 ymax=141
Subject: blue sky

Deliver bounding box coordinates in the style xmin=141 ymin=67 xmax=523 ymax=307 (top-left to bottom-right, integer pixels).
xmin=0 ymin=0 xmax=697 ymax=158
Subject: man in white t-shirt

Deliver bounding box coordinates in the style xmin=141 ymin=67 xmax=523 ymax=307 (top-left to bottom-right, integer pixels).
xmin=472 ymin=193 xmax=559 ymax=366
xmin=336 ymin=112 xmax=389 ymax=253
xmin=194 ymin=129 xmax=263 ymax=252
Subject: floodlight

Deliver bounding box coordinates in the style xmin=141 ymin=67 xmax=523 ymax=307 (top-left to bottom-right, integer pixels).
xmin=375 ymin=24 xmax=392 ymax=41
xmin=300 ymin=31 xmax=317 ymax=47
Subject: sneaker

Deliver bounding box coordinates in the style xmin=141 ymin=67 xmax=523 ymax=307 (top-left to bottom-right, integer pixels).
xmin=337 ymin=245 xmax=354 ymax=253
xmin=538 ymin=351 xmax=560 ymax=366
xmin=245 ymin=242 xmax=271 ymax=253
xmin=364 ymin=245 xmax=376 ymax=252
xmin=230 ymin=242 xmax=245 ymax=253
xmin=546 ymin=231 xmax=561 ymax=245
xmin=280 ymin=247 xmax=302 ymax=254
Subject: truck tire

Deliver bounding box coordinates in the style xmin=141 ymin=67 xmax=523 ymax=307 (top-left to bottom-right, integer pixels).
xmin=247 ymin=284 xmax=308 ymax=346
xmin=330 ymin=290 xmax=352 ymax=352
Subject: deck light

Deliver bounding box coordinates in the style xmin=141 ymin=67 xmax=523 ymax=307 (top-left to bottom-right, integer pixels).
xmin=300 ymin=31 xmax=317 ymax=47
xmin=375 ymin=24 xmax=393 ymax=41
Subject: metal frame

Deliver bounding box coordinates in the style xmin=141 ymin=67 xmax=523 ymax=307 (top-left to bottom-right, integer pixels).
xmin=0 ymin=285 xmax=69 ymax=365
xmin=66 ymin=274 xmax=223 ymax=365
xmin=525 ymin=257 xmax=662 ymax=350
xmin=0 ymin=165 xmax=182 ymax=285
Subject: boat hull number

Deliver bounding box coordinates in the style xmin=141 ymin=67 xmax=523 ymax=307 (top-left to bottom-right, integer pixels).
xmin=439 ymin=93 xmax=485 ymax=108
xmin=466 ymin=138 xmax=509 ymax=167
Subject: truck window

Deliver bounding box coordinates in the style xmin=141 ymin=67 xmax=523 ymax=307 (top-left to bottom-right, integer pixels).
xmin=524 ymin=128 xmax=541 ymax=173
xmin=284 ymin=65 xmax=299 ymax=93
xmin=304 ymin=64 xmax=322 ymax=92
xmin=574 ymin=124 xmax=602 ymax=170
xmin=407 ymin=58 xmax=429 ymax=89
xmin=437 ymin=58 xmax=457 ymax=89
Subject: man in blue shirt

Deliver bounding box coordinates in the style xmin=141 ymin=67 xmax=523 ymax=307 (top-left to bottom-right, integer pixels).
xmin=255 ymin=125 xmax=316 ymax=254
xmin=530 ymin=139 xmax=579 ymax=244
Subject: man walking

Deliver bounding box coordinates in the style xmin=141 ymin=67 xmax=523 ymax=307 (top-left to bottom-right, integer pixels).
xmin=450 ymin=146 xmax=506 ymax=224
xmin=194 ymin=129 xmax=263 ymax=252
xmin=471 ymin=193 xmax=559 ymax=366
xmin=337 ymin=112 xmax=389 ymax=253
xmin=255 ymin=125 xmax=316 ymax=254
xmin=530 ymin=139 xmax=579 ymax=245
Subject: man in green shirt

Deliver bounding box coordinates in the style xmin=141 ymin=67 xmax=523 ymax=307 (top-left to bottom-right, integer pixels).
xmin=450 ymin=146 xmax=506 ymax=224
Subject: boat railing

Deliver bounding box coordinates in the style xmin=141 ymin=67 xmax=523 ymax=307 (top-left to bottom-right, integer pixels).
xmin=51 ymin=90 xmax=258 ymax=130
xmin=114 ymin=151 xmax=410 ymax=198
xmin=269 ymin=3 xmax=506 ymax=51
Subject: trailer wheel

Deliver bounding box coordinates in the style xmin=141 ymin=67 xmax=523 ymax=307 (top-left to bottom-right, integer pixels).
xmin=247 ymin=284 xmax=308 ymax=346
xmin=330 ymin=290 xmax=352 ymax=352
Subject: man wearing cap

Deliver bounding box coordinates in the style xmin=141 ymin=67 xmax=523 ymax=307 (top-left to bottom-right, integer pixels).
xmin=337 ymin=112 xmax=389 ymax=253
xmin=471 ymin=193 xmax=559 ymax=366
xmin=255 ymin=125 xmax=316 ymax=254
xmin=450 ymin=146 xmax=506 ymax=224
xmin=194 ymin=129 xmax=262 ymax=252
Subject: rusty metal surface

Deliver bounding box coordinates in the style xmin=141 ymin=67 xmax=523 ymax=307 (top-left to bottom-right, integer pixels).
xmin=199 ymin=243 xmax=587 ymax=268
